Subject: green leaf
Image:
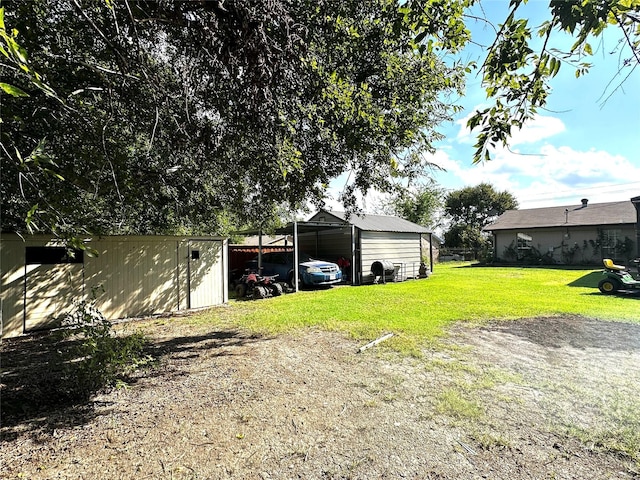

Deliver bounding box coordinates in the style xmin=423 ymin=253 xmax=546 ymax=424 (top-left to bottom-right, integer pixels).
xmin=43 ymin=168 xmax=65 ymax=181
xmin=25 ymin=203 xmax=40 ymax=233
xmin=415 ymin=30 xmax=428 ymax=44
xmin=0 ymin=82 xmax=29 ymax=97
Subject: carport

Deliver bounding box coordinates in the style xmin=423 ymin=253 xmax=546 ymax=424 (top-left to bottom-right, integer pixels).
xmin=235 ymin=210 xmax=434 ymax=290
xmin=235 ymin=219 xmax=351 ymax=292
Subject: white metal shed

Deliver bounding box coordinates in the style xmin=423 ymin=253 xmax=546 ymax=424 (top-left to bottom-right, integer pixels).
xmin=0 ymin=234 xmax=228 ymax=338
xmin=303 ymin=210 xmax=433 ymax=284
xmin=250 ymin=210 xmax=431 ymax=287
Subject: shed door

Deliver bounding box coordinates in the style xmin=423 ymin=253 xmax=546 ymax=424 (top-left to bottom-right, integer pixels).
xmin=188 ymin=240 xmax=224 ymax=309
xmin=24 ymin=247 xmax=85 ymax=333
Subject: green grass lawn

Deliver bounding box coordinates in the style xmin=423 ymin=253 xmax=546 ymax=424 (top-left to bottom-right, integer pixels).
xmin=196 ymin=262 xmax=639 ymax=351
xmin=189 ymin=262 xmax=640 ymax=463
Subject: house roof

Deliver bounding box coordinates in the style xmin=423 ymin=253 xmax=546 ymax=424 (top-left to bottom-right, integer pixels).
xmin=484 ymin=200 xmax=637 ymax=231
xmin=311 ymin=210 xmax=431 ymax=234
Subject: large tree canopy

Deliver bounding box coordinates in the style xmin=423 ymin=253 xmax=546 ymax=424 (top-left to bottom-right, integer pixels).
xmin=383 ymin=180 xmax=445 ymax=230
xmin=1 ymin=0 xmax=467 ymax=236
xmin=2 ymin=0 xmax=638 ymax=237
xmin=444 ymin=183 xmax=518 ymax=256
xmin=445 ymin=183 xmax=518 ymax=230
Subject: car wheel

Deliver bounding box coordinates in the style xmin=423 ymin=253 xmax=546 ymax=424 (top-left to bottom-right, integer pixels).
xmin=598 ymin=278 xmax=620 ymax=294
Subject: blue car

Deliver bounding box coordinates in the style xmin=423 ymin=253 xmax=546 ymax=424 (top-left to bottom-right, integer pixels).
xmin=247 ymin=252 xmax=342 ymax=287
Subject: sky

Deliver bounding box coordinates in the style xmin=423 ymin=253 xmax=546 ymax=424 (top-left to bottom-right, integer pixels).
xmin=326 ymin=1 xmax=640 ymax=213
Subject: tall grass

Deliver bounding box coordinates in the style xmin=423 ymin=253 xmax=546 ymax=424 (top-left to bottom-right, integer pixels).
xmin=199 ymin=263 xmax=639 ymax=345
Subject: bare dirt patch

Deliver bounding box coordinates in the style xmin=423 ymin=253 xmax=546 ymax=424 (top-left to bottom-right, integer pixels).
xmin=2 ymin=315 xmax=640 ymax=479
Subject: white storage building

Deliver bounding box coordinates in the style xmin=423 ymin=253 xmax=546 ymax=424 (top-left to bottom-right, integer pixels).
xmin=1 ymin=234 xmax=228 ymax=338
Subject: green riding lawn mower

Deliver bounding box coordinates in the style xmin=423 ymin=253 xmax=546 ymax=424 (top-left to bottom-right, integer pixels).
xmin=598 ymin=258 xmax=640 ymax=295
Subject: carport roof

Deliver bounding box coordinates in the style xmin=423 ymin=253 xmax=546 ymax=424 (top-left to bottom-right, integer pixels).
xmin=274 ymin=220 xmax=350 ymax=235
xmin=311 ymin=210 xmax=431 ymax=234
xmin=233 ymin=220 xmax=349 ymax=237
xmin=233 ymin=210 xmax=432 ymax=237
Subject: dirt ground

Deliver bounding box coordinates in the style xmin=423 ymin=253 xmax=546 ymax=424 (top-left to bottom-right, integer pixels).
xmin=2 ymin=314 xmax=640 ymax=479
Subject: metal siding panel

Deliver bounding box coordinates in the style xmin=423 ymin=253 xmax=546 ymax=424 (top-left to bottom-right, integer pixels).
xmin=24 ymin=263 xmax=84 ymax=332
xmin=222 ymin=239 xmax=229 ymax=303
xmin=361 ymin=232 xmax=421 ymax=263
xmin=85 ymin=238 xmax=124 ymax=319
xmin=178 ymin=240 xmax=189 ymax=310
xmin=2 ymin=234 xmax=226 ymax=338
xmin=2 ymin=235 xmax=86 ymax=336
xmin=298 ymin=229 xmax=351 ymax=261
xmin=147 ymin=239 xmax=179 ymax=313
xmin=1 ymin=235 xmax=27 ymax=337
xmin=360 ymin=231 xmax=422 ymax=278
xmin=86 ymin=237 xmax=181 ymax=319
xmin=188 ymin=240 xmax=225 ymax=309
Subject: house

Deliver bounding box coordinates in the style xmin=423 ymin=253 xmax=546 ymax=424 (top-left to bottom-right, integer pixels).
xmin=1 ymin=234 xmax=228 ymax=338
xmin=302 ymin=210 xmax=434 ymax=284
xmin=484 ymin=198 xmax=640 ymax=264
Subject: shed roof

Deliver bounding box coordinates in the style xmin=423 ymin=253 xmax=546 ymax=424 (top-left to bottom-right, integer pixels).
xmin=311 ymin=210 xmax=431 ymax=234
xmin=484 ymin=200 xmax=637 ymax=231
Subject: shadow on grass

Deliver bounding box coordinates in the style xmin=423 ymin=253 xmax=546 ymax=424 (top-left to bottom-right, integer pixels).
xmin=568 ymin=271 xmax=603 ymax=288
xmin=582 ymin=290 xmax=640 ymax=300
xmin=0 ymin=327 xmax=264 ymax=441
xmin=571 ymin=272 xmax=640 ymax=298
xmin=456 ymin=262 xmax=603 ymax=271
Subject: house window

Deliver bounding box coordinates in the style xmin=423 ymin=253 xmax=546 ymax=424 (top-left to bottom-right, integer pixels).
xmin=516 ymin=232 xmax=532 ymax=259
xmin=601 ymin=229 xmax=621 ymax=258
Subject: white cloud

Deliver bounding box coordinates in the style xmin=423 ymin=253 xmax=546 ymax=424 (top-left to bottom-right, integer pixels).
xmin=321 ymin=172 xmax=389 ymax=214
xmin=436 ymin=143 xmax=640 ymax=209
xmin=506 ymin=145 xmax=640 ymax=208
xmin=324 ymin=124 xmax=639 ymax=215
xmin=455 ymin=108 xmax=565 ymax=146
xmin=510 ymin=117 xmax=565 ymax=146
xmin=426 ymin=149 xmax=464 ymax=176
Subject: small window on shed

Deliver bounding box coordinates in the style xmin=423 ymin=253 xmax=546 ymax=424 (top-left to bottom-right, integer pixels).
xmin=191 ymin=250 xmax=200 ymax=260
xmin=25 ymin=246 xmax=84 ymax=265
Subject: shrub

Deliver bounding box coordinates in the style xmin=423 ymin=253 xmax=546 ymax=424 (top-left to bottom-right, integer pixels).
xmin=56 ymin=299 xmax=152 ymax=399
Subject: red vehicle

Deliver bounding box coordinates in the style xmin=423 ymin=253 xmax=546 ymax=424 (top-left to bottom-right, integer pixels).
xmin=235 ymin=270 xmax=285 ymax=300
